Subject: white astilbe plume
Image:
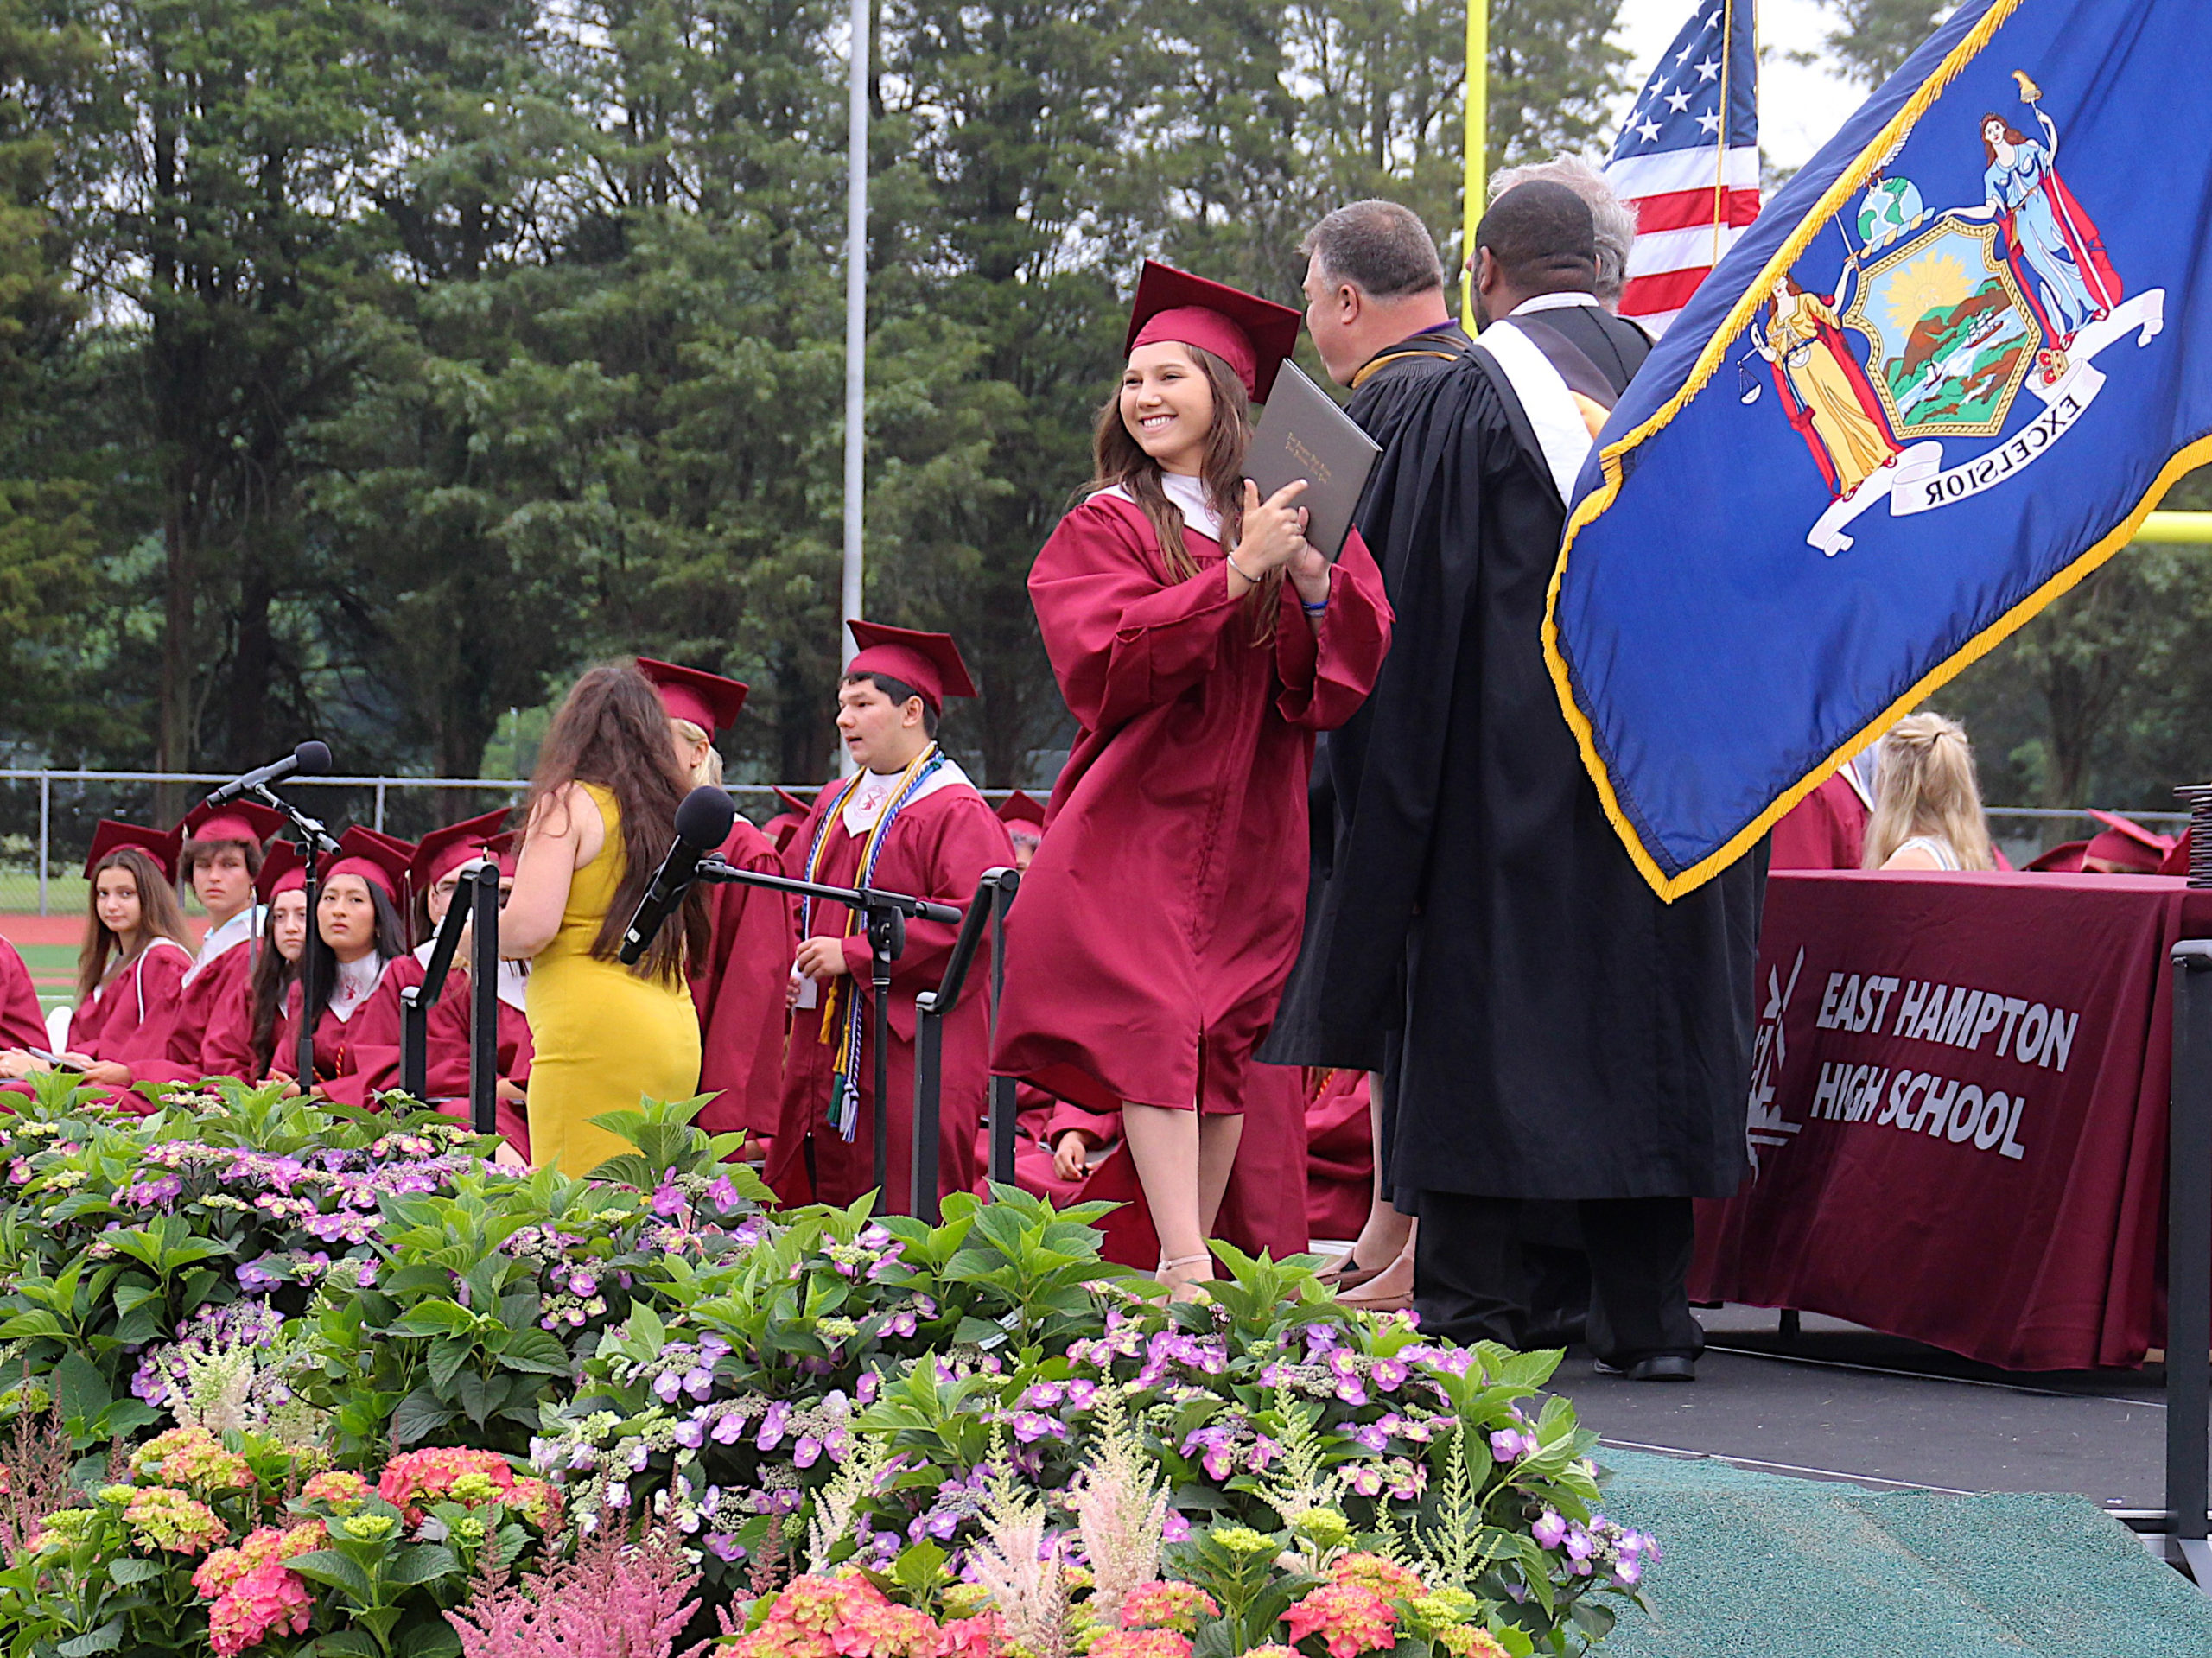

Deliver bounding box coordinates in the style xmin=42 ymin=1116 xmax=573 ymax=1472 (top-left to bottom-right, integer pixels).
xmin=1066 ymin=1383 xmax=1168 ymax=1628
xmin=968 ymin=1466 xmax=1069 ymax=1658
xmin=804 ymin=1433 xmax=894 ymax=1573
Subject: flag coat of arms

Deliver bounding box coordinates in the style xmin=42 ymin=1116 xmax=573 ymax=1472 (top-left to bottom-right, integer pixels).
xmin=1548 ymin=0 xmax=2210 ymax=899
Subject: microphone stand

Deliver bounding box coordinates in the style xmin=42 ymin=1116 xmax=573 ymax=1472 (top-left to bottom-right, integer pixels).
xmin=238 ymin=782 xmax=340 ymax=1091
xmin=634 ymin=857 xmax=962 ymax=1212
xmin=398 ymin=862 xmax=503 ymax=1136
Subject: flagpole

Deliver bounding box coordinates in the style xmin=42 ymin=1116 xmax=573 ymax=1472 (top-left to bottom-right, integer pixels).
xmin=1462 ymin=0 xmax=1487 ymax=331
xmin=841 ymin=0 xmax=870 ymax=773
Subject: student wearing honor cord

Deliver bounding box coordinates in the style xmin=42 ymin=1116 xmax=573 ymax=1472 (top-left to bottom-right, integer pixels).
xmin=990 ymin=262 xmax=1392 ymax=1297
xmin=767 ymin=624 xmax=1014 ymax=1210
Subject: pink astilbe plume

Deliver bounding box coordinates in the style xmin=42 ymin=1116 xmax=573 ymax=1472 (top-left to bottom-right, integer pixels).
xmin=1065 ymin=1383 xmax=1169 ymax=1629
xmin=0 ymin=1397 xmax=75 ymax=1567
xmin=966 ymin=1471 xmax=1069 ymax=1658
xmin=446 ymin=1521 xmax=711 ymax=1658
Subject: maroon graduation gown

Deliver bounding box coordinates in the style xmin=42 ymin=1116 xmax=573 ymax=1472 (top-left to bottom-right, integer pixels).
xmin=1305 ymin=1067 xmax=1374 ymax=1244
xmin=423 ymin=967 xmax=533 ymax=1156
xmin=690 ymin=817 xmax=792 ymax=1149
xmin=270 ymin=956 xmax=413 ymax=1107
xmin=1769 ymin=772 xmax=1869 ymax=870
xmin=0 ymin=941 xmax=45 ymax=1051
xmin=766 ymin=777 xmax=1014 ymax=1211
xmin=67 ymin=939 xmax=193 ymax=1065
xmin=134 ymin=941 xmax=258 ymax=1085
xmin=992 ymin=492 xmax=1391 ymax=1115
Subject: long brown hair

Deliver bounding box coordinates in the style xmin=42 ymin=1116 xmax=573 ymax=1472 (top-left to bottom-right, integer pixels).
xmin=524 ymin=663 xmax=707 ymax=982
xmin=76 ymin=847 xmax=193 ymax=1004
xmin=248 ymin=892 xmax=303 ymax=1077
xmin=1081 ymin=342 xmax=1284 ymax=640
xmin=1863 ymin=711 xmax=1995 ymax=872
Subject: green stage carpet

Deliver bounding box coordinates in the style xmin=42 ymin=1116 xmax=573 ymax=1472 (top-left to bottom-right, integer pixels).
xmin=1599 ymin=1450 xmax=2212 ymax=1656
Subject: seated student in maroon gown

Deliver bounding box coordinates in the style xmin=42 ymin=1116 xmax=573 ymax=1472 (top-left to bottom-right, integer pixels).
xmin=996 ymin=791 xmax=1046 ymax=874
xmin=767 ymin=623 xmax=1015 ymax=1210
xmin=639 ymin=657 xmax=790 ymax=1158
xmin=133 ymin=800 xmax=287 ymax=1085
xmin=990 ymin=261 xmax=1392 ymax=1294
xmin=403 ymin=811 xmax=532 ymax=1155
xmin=0 ymin=938 xmax=45 ymax=1054
xmin=270 ymin=830 xmax=415 ymax=1104
xmin=0 ymin=823 xmax=194 ymax=1097
xmin=204 ymin=843 xmax=308 ymax=1083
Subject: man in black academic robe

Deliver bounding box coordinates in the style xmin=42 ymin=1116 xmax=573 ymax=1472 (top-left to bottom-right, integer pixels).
xmin=1268 ymin=181 xmax=1764 ymax=1381
xmin=1276 ymin=200 xmax=1474 ymax=1293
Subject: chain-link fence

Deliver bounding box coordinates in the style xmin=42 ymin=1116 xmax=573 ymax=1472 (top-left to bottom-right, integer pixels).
xmin=0 ymin=771 xmax=829 ymax=915
xmin=0 ymin=770 xmax=2190 ymax=914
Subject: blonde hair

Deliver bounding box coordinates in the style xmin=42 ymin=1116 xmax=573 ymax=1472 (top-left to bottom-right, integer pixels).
xmin=1862 ymin=712 xmax=1994 ymax=871
xmin=672 ymin=716 xmax=722 ymax=788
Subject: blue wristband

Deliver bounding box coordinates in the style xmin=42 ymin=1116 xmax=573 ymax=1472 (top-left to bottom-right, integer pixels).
xmin=1301 ymin=595 xmax=1329 ymax=616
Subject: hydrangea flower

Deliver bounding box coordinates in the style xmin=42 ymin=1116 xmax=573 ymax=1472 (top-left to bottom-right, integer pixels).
xmin=1283 ymin=1582 xmax=1397 ymax=1658
xmin=1120 ymin=1580 xmax=1219 ymax=1633
xmin=119 ymin=1486 xmax=229 ymax=1555
xmin=207 ymin=1560 xmax=315 ymax=1654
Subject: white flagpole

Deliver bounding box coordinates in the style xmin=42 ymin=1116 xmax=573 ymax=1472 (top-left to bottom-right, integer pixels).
xmin=839 ymin=0 xmax=871 ymax=773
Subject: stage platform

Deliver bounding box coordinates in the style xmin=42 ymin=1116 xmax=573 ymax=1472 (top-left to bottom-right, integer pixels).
xmin=1554 ymin=1305 xmax=2209 ymax=1655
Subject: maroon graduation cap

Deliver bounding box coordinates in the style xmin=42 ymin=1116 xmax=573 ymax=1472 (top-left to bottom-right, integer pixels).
xmin=181 ymin=797 xmax=287 ymax=851
xmin=2083 ymin=809 xmax=2173 ymax=873
xmin=997 ymin=791 xmax=1047 ymax=832
xmin=639 ymin=657 xmax=750 ymax=738
xmin=319 ymin=827 xmax=410 ymax=902
xmin=1125 ymin=260 xmax=1304 ymax=403
xmin=410 ymin=807 xmax=515 ymax=893
xmin=846 ymin=621 xmax=977 ymax=712
xmin=84 ymin=820 xmax=183 ymax=883
xmin=257 ymin=840 xmax=308 ymax=902
xmin=2024 ymin=839 xmax=2088 ymax=873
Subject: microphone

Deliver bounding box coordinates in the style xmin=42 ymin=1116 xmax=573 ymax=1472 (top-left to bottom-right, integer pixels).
xmin=619 ymin=786 xmax=736 ymax=964
xmin=203 ymin=740 xmax=332 ymax=809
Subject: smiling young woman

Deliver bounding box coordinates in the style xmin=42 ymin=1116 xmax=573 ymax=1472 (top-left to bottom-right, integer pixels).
xmin=990 ymin=261 xmax=1393 ymax=1297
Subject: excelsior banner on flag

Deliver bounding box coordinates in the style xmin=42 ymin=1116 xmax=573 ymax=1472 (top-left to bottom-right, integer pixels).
xmin=1604 ymin=0 xmax=1760 ymax=335
xmin=1548 ymin=0 xmax=2210 ymax=901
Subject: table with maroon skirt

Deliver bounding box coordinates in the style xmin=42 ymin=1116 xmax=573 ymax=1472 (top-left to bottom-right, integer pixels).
xmin=1691 ymin=869 xmax=2212 ymax=1371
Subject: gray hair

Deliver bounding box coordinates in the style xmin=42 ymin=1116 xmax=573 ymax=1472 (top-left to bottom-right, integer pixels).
xmin=1299 ymin=200 xmax=1445 ymax=301
xmin=1490 ymin=156 xmax=1637 ymax=305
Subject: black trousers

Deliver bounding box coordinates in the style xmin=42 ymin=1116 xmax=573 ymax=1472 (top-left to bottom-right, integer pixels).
xmin=1410 ymin=1190 xmax=1704 ymax=1364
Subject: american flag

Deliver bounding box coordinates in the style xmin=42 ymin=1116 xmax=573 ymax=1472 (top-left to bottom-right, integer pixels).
xmin=1603 ymin=0 xmax=1761 ymax=335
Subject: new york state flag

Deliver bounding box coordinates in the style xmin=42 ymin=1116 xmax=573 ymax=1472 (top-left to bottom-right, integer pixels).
xmin=1548 ymin=0 xmax=2209 ymax=899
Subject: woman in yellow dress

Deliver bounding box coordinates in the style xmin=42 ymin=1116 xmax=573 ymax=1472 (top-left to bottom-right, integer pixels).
xmin=501 ymin=664 xmax=709 ymax=1174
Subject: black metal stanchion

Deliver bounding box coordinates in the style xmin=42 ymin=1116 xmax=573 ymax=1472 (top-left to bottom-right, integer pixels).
xmin=468 ymin=861 xmax=500 ymax=1136
xmin=630 ymin=856 xmax=959 ymax=1213
xmin=910 ymin=867 xmax=1018 ymax=1222
xmin=988 ymin=877 xmax=1019 ymax=1186
xmin=399 ymin=876 xmax=474 ymax=1100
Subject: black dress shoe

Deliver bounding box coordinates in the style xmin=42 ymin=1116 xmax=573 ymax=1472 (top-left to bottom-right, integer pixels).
xmin=1593 ymin=1354 xmax=1696 ymax=1382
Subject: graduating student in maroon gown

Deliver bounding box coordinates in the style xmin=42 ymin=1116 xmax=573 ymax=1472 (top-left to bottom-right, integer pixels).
xmin=767 ymin=624 xmax=1015 ymax=1210
xmin=1 ymin=822 xmax=191 ymax=1092
xmin=990 ymin=261 xmax=1391 ymax=1293
xmin=763 ymin=787 xmax=813 ymax=857
xmin=133 ymin=799 xmax=287 ymax=1085
xmin=0 ymin=940 xmax=45 ymax=1052
xmin=639 ymin=657 xmax=791 ymax=1154
xmin=204 ymin=844 xmax=308 ymax=1083
xmin=996 ymin=791 xmax=1046 ymax=873
xmin=405 ymin=812 xmax=532 ymax=1154
xmin=59 ymin=824 xmax=196 ymax=1087
xmin=271 ymin=830 xmax=415 ymax=1105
